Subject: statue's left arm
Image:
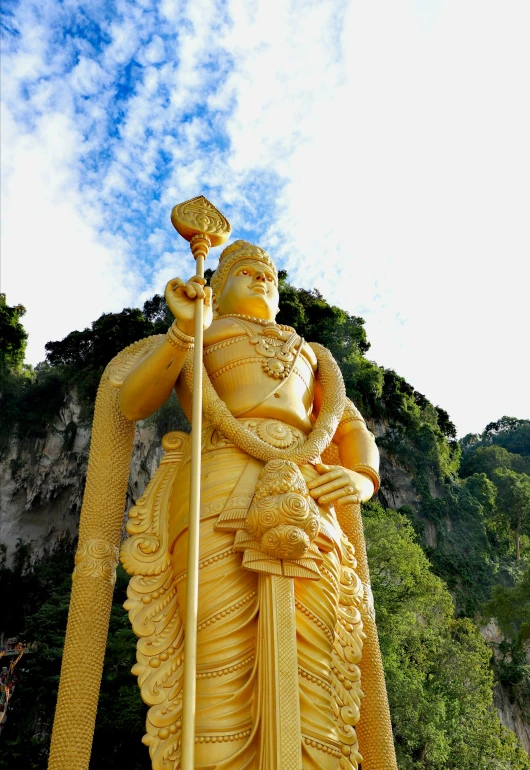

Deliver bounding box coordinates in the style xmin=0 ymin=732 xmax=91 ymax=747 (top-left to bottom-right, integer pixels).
xmin=334 ymin=399 xmax=380 ymax=492
xmin=308 ymin=397 xmax=380 ymax=506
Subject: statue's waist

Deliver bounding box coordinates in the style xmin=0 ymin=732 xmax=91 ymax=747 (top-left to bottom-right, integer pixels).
xmin=182 ymin=418 xmax=311 ymax=461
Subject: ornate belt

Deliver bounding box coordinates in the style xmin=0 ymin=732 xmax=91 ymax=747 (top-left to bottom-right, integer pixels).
xmin=198 ymin=418 xmax=309 ymax=455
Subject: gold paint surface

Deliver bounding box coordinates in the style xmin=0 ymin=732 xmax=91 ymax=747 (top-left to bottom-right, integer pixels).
xmin=171 ymin=195 xmax=231 ymax=246
xmin=49 ymin=236 xmax=396 ymax=770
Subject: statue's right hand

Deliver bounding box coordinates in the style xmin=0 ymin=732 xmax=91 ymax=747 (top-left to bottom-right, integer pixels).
xmin=165 ymin=276 xmax=213 ymax=337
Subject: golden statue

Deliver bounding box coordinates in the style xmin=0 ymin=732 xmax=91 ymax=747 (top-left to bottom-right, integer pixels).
xmin=48 ymin=197 xmax=397 ymax=770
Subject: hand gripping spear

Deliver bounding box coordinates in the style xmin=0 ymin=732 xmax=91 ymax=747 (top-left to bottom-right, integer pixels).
xmin=170 ymin=196 xmax=231 ymax=769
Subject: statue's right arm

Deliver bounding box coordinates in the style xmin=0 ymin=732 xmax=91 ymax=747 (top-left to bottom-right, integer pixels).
xmin=119 ymin=276 xmax=212 ymax=422
xmin=119 ymin=338 xmax=188 ymax=421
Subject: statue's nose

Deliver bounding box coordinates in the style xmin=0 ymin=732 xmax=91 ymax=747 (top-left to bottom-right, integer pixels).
xmin=255 ymin=272 xmax=266 ymax=281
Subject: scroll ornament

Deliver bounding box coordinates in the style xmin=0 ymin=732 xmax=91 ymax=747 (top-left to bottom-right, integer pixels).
xmin=73 ymin=539 xmax=120 ymax=586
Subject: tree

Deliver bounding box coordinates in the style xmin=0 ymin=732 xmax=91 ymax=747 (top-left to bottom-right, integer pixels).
xmin=460 ymin=444 xmax=530 ymax=479
xmin=489 ymin=418 xmax=530 ymax=457
xmin=483 ymin=563 xmax=530 ymax=644
xmin=45 ymin=308 xmax=154 ymax=370
xmin=0 ymin=552 xmax=150 ymax=770
xmin=0 ymin=293 xmax=28 ymax=376
xmin=364 ymin=502 xmax=530 ymax=769
xmin=493 ymin=469 xmax=530 ymax=560
xmin=461 ymin=418 xmax=530 ymax=458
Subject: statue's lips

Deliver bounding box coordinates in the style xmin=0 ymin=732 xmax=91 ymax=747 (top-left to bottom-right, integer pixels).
xmin=251 ymin=285 xmax=267 ymax=294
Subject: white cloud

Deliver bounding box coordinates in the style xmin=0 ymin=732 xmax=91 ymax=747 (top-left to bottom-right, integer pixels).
xmin=140 ymin=35 xmax=166 ymax=65
xmin=2 ymin=0 xmax=528 ymax=437
xmin=0 ymin=105 xmax=137 ymax=364
xmin=70 ymin=57 xmax=108 ymax=95
xmin=214 ymin=0 xmax=530 ymax=435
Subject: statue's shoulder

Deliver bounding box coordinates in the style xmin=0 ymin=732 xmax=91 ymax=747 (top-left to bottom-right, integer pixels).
xmin=303 ymin=339 xmax=319 ymax=369
xmin=204 ymin=317 xmax=246 ymax=346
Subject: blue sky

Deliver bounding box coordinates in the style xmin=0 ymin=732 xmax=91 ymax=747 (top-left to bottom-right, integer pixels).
xmin=2 ymin=0 xmax=529 ymax=436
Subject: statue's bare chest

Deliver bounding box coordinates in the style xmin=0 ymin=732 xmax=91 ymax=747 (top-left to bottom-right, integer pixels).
xmin=197 ymin=318 xmax=316 ymax=427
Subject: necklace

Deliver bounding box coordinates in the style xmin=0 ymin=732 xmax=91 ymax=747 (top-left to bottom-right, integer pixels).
xmin=217 ymin=313 xmax=295 ymax=333
xmin=230 ymin=317 xmax=301 ymax=379
xmin=181 ymin=342 xmax=345 ymax=465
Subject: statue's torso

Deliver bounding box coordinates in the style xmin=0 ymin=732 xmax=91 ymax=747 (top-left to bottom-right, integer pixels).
xmin=176 ymin=318 xmax=316 ymax=433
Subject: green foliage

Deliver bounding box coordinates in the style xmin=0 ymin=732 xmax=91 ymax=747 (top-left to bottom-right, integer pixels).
xmin=492 ymin=469 xmax=530 ymax=560
xmin=277 ymin=279 xmax=370 ymax=359
xmin=418 ymin=482 xmax=499 ymax=616
xmin=0 ymin=296 xmax=174 ymax=442
xmin=43 ymin=303 xmax=170 ymax=417
xmin=0 ymin=293 xmax=28 ymax=375
xmin=484 ymin=563 xmax=530 ymax=644
xmin=0 ymin=547 xmax=149 ymax=770
xmin=461 ymin=445 xmax=530 ymax=478
xmin=364 ymin=503 xmax=530 ymax=769
xmin=461 ymin=418 xmax=530 ymax=458
xmin=0 ymin=364 xmax=71 ymax=445
xmin=482 ymin=563 xmax=530 ymax=727
xmin=45 ymin=303 xmax=168 ymax=371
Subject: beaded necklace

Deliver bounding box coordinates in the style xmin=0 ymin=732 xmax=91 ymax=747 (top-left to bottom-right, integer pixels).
xmin=225 ymin=317 xmax=301 ymax=380
xmin=217 ymin=313 xmax=295 ymax=333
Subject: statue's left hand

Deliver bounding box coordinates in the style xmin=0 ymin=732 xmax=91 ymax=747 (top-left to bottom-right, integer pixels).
xmin=307 ymin=463 xmax=374 ymax=505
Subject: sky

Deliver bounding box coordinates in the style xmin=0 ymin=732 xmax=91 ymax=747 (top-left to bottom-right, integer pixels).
xmin=1 ymin=0 xmax=528 ymax=437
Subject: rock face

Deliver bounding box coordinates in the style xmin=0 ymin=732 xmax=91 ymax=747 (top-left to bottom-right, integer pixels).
xmin=494 ymin=682 xmax=530 ymax=755
xmin=0 ymin=393 xmax=164 ymax=568
xmin=481 ymin=620 xmax=530 ymax=755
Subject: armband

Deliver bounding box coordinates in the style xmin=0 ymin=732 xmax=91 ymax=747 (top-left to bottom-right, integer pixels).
xmin=351 ymin=463 xmax=380 ymax=493
xmin=166 ymin=321 xmax=194 ymax=351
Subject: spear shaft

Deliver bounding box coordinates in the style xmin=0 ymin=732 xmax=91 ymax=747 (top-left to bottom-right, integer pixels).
xmin=180 ymin=243 xmax=206 ymax=770
xmin=170 ymin=198 xmax=231 ymax=768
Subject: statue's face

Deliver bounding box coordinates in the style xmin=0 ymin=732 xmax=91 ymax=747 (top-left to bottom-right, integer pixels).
xmin=216 ymin=259 xmax=279 ymax=319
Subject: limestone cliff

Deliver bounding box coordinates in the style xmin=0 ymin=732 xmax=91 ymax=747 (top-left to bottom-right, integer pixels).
xmin=0 ymin=392 xmax=163 ymax=568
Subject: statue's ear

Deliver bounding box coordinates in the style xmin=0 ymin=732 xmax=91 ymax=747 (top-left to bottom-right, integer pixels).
xmin=212 ymin=293 xmax=219 ymax=319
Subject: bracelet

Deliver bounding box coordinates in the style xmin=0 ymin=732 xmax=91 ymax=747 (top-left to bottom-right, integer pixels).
xmin=166 ymin=322 xmax=194 ymax=351
xmin=351 ymin=463 xmax=381 ymax=493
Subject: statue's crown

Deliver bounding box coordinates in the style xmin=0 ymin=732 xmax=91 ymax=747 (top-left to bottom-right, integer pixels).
xmin=210 ymin=240 xmax=277 ymax=297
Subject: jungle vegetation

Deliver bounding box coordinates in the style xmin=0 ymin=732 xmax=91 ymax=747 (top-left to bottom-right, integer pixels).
xmin=0 ymin=282 xmax=529 ymax=769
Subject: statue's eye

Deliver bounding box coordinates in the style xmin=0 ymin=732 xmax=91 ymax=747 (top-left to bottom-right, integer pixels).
xmin=241 ymin=270 xmax=249 ymax=275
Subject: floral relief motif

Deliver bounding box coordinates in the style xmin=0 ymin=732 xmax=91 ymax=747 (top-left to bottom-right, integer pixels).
xmin=73 ymin=538 xmax=120 ymax=585
xmin=330 ymin=533 xmax=366 ymax=770
xmin=234 ymin=459 xmax=323 ymax=578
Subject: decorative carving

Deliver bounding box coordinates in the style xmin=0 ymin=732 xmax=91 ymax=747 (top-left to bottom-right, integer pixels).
xmin=121 ymin=430 xmax=189 ymax=769
xmin=255 ymin=420 xmax=301 ymax=449
xmin=73 ymin=539 xmax=120 ymax=585
xmin=170 ymin=195 xmax=231 ymax=246
xmin=233 ymin=459 xmax=323 ymax=580
xmin=229 ymin=317 xmax=302 ymax=379
xmin=121 ymin=431 xmax=188 ymax=577
xmin=330 ymin=532 xmax=366 ymax=770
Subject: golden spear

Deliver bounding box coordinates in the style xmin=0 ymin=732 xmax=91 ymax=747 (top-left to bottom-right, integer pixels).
xmin=48 ymin=197 xmax=229 ymax=770
xmin=170 ymin=196 xmax=231 ymax=769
